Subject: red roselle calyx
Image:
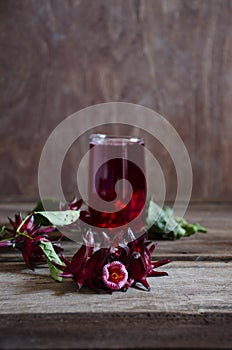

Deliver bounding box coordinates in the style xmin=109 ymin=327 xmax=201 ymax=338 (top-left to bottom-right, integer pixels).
xmin=2 ymin=213 xmax=62 ymax=270
xmin=53 ymin=230 xmax=170 ymax=292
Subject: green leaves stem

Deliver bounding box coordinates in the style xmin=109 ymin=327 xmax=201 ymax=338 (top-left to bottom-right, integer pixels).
xmin=39 ymin=240 xmax=64 ymax=282
xmin=146 ymin=199 xmax=207 ymax=240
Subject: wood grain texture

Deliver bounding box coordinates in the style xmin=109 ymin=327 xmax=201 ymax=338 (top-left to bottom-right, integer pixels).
xmin=0 ymin=261 xmax=231 ymax=314
xmin=0 ymin=313 xmax=231 ymax=349
xmin=0 ymin=203 xmax=231 ymax=349
xmin=0 ymin=0 xmax=232 ymax=202
xmin=1 ymin=203 xmax=232 ymax=261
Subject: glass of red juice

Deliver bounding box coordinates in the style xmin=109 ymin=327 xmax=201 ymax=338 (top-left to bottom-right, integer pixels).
xmin=88 ymin=134 xmax=146 ymax=232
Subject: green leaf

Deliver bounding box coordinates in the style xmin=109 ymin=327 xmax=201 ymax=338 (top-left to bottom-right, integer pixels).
xmin=146 ymin=199 xmax=207 ymax=240
xmin=181 ymin=222 xmax=207 ymax=236
xmin=34 ymin=213 xmax=52 ymax=226
xmin=33 ymin=199 xmax=61 ymax=226
xmin=39 ymin=240 xmax=63 ymax=282
xmin=34 ymin=210 xmax=80 ymax=226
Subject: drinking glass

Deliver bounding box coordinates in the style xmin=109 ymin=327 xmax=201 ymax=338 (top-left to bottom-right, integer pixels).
xmin=88 ymin=134 xmax=146 ymax=232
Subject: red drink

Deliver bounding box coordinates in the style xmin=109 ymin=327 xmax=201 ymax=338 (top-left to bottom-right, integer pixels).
xmin=88 ymin=134 xmax=146 ymax=231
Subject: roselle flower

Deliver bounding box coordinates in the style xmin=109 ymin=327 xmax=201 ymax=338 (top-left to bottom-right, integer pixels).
xmin=102 ymin=261 xmax=128 ymax=290
xmin=53 ymin=229 xmax=170 ymax=293
xmin=128 ymin=233 xmax=170 ymax=290
xmin=83 ymin=247 xmax=111 ymax=290
xmin=56 ymin=248 xmax=111 ymax=290
xmin=113 ymin=231 xmax=170 ymax=291
xmin=2 ymin=213 xmax=62 ymax=270
xmin=53 ymin=230 xmax=110 ymax=290
xmin=56 ymin=237 xmax=95 ymax=284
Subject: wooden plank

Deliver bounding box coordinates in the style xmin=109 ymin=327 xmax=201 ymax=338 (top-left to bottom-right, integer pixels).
xmin=0 ymin=261 xmax=231 ymax=314
xmin=0 ymin=261 xmax=231 ymax=348
xmin=0 ymin=203 xmax=231 ymax=349
xmin=0 ymin=203 xmax=231 ymax=261
xmin=0 ymin=312 xmax=231 ymax=349
xmin=0 ymin=228 xmax=231 ymax=262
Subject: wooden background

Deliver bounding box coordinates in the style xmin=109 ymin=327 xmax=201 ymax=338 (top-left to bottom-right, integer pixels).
xmin=0 ymin=0 xmax=231 ymax=202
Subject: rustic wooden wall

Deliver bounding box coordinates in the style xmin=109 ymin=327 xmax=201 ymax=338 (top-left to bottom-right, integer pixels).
xmin=0 ymin=0 xmax=231 ymax=202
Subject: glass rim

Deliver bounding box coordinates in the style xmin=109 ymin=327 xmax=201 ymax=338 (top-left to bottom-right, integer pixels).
xmin=89 ymin=133 xmax=144 ymax=144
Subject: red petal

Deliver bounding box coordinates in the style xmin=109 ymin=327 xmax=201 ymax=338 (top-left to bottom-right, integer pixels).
xmin=148 ymin=270 xmax=168 ymax=277
xmin=148 ymin=243 xmax=156 ymax=254
xmin=23 ymin=214 xmax=34 ymax=231
xmin=21 ymin=246 xmax=34 ymax=270
xmin=152 ymin=259 xmax=171 ymax=269
xmin=128 ymin=252 xmax=147 ymax=281
xmin=139 ymin=278 xmax=151 ymax=291
xmin=71 ymin=244 xmax=93 ymax=269
xmin=15 ymin=213 xmax=23 ymax=225
xmin=8 ymin=217 xmax=18 ymax=230
xmin=82 ymin=248 xmax=110 ymax=289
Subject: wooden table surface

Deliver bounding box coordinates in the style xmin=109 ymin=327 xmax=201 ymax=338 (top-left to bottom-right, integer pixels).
xmin=0 ymin=203 xmax=231 ymax=349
